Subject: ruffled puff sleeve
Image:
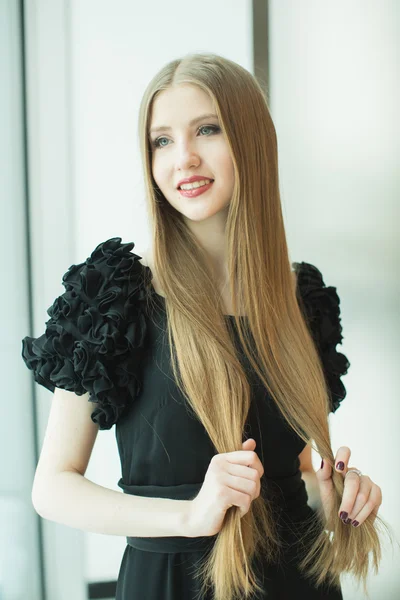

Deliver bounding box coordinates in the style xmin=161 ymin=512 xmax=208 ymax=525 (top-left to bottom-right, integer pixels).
xmin=21 ymin=237 xmax=149 ymax=430
xmin=292 ymin=261 xmax=350 ymax=414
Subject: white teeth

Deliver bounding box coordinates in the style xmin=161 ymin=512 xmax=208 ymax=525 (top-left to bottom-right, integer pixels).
xmin=180 ymin=179 xmax=212 ymax=190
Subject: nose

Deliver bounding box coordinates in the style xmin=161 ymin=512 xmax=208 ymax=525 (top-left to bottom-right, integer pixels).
xmin=175 ymin=140 xmax=200 ymax=171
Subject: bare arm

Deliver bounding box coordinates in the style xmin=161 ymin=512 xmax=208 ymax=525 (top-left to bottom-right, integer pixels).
xmin=33 ymin=471 xmax=191 ymax=537
xmin=32 ymin=388 xmax=191 ymax=537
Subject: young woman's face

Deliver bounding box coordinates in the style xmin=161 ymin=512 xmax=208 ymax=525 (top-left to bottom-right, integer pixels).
xmin=149 ymin=84 xmax=235 ymax=223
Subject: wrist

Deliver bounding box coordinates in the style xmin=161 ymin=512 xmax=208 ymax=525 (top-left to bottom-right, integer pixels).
xmin=179 ymin=500 xmax=195 ymax=537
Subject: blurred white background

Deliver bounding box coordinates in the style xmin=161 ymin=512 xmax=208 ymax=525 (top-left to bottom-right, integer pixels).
xmin=2 ymin=0 xmax=399 ymax=599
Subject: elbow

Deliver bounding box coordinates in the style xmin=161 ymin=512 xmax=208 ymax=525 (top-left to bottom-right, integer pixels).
xmin=31 ymin=479 xmax=51 ymax=517
xmin=31 ymin=488 xmax=45 ymax=516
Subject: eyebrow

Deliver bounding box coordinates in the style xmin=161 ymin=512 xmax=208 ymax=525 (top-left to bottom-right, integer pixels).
xmin=149 ymin=113 xmax=219 ymax=135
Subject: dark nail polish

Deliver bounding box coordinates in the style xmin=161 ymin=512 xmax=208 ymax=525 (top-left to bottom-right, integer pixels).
xmin=340 ymin=511 xmax=348 ymax=520
xmin=345 ymin=518 xmax=352 ymax=525
xmin=336 ymin=461 xmax=344 ymax=471
xmin=351 ymin=520 xmax=359 ymax=527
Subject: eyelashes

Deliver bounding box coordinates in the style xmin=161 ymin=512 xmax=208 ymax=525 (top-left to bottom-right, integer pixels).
xmin=151 ymin=124 xmax=221 ymax=149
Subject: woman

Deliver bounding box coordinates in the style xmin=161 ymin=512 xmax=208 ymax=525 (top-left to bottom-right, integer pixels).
xmin=22 ymin=53 xmax=391 ymax=600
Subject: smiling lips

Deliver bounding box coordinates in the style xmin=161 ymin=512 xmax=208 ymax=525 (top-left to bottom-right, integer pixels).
xmin=178 ymin=180 xmax=214 ymax=198
xmin=177 ymin=175 xmax=214 ymax=188
xmin=179 ymin=178 xmax=213 ymax=190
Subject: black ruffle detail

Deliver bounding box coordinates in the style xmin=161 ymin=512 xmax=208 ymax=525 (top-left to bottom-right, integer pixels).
xmin=21 ymin=237 xmax=150 ymax=430
xmin=292 ymin=261 xmax=350 ymax=413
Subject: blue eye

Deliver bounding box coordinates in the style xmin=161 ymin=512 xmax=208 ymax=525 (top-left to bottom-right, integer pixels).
xmin=198 ymin=125 xmax=220 ymax=136
xmin=151 ymin=124 xmax=221 ymax=149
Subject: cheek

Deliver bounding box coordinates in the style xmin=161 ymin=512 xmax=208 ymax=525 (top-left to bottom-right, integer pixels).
xmin=151 ymin=157 xmax=165 ymax=189
xmin=214 ymin=145 xmax=234 ymax=176
xmin=221 ymin=157 xmax=235 ymax=189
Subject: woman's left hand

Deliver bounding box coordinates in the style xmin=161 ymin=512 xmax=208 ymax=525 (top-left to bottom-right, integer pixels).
xmin=316 ymin=446 xmax=382 ymax=528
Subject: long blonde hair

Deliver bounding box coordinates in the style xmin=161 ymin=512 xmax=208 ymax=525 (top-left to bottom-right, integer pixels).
xmin=137 ymin=52 xmax=394 ymax=600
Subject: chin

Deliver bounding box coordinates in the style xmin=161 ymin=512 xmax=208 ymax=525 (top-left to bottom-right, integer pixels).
xmin=183 ymin=206 xmax=229 ymax=222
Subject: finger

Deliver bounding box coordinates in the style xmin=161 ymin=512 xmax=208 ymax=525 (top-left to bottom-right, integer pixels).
xmin=348 ymin=484 xmax=382 ymax=528
xmin=338 ymin=471 xmax=367 ymax=522
xmin=316 ymin=459 xmax=334 ymax=517
xmin=242 ymin=438 xmax=256 ymax=446
xmin=226 ymin=450 xmax=263 ymax=478
xmin=228 ymin=462 xmax=260 ymax=481
xmin=334 ymin=446 xmax=351 ymax=474
xmin=369 ymin=508 xmax=378 ymax=527
xmin=317 ymin=457 xmax=334 ymax=482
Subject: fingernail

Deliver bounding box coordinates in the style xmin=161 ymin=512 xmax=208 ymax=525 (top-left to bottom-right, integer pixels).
xmin=345 ymin=518 xmax=352 ymax=525
xmin=336 ymin=461 xmax=344 ymax=471
xmin=339 ymin=511 xmax=348 ymax=520
xmin=351 ymin=520 xmax=359 ymax=527
xmin=321 ymin=459 xmax=324 ymax=469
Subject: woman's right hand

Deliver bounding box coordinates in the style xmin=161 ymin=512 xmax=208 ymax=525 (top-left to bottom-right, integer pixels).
xmin=186 ymin=438 xmax=264 ymax=538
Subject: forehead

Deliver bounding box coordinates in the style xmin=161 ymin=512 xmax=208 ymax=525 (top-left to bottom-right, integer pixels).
xmin=149 ymin=85 xmax=216 ymax=131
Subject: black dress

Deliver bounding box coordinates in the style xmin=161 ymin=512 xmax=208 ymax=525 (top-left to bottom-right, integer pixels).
xmin=21 ymin=237 xmax=350 ymax=600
